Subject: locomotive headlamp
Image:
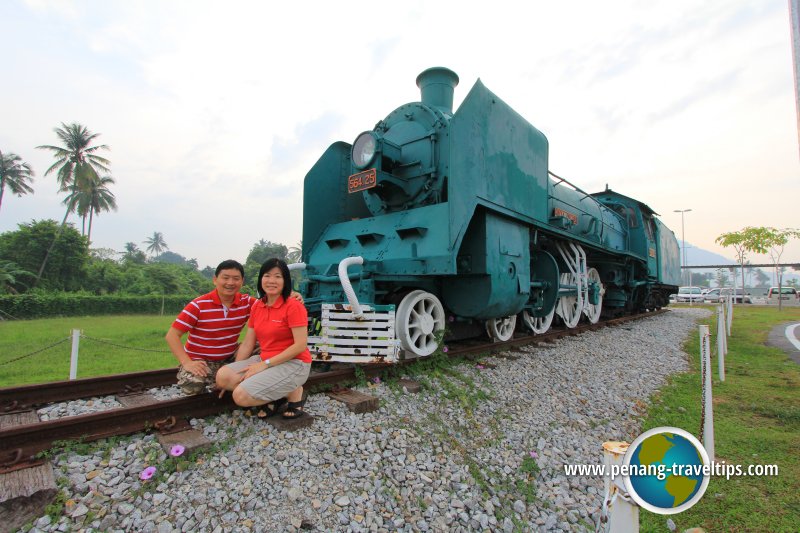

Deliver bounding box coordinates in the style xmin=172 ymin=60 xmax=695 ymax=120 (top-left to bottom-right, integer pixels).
xmin=352 ymin=131 xmax=378 ymax=169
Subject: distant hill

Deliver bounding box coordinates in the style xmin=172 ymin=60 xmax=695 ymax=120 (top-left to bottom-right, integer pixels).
xmin=682 ymin=243 xmax=798 ymax=284
xmin=683 ymin=244 xmax=735 ymax=267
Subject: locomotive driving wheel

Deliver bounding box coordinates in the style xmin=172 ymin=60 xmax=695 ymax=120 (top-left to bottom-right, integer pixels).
xmin=486 ymin=315 xmax=517 ymax=342
xmin=396 ymin=290 xmax=446 ymax=358
xmin=521 ymin=307 xmax=555 ymax=335
xmin=556 ymin=272 xmax=582 ymax=328
xmin=582 ymin=267 xmax=604 ymax=324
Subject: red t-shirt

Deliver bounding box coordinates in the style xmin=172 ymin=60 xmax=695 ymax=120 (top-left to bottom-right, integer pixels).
xmin=248 ymin=296 xmax=311 ymax=363
xmin=172 ymin=290 xmax=256 ymax=361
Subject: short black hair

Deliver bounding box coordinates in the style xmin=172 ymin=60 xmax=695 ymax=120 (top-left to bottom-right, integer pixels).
xmin=215 ymin=259 xmax=245 ymax=278
xmin=257 ymin=258 xmax=292 ymax=301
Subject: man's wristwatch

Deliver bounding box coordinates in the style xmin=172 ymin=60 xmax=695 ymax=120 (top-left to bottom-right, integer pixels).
xmin=264 ymin=359 xmax=271 ymax=368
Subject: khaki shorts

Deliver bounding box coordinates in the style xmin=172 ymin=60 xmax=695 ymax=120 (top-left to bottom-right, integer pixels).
xmin=176 ymin=359 xmax=229 ymax=395
xmin=225 ymin=355 xmax=311 ymax=402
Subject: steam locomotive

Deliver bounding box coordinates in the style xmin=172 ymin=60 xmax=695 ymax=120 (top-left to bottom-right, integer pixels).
xmin=293 ymin=67 xmax=681 ymax=363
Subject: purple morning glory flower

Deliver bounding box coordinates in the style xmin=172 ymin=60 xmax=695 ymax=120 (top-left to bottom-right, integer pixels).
xmin=140 ymin=466 xmax=156 ymax=480
xmin=170 ymin=445 xmax=185 ymax=457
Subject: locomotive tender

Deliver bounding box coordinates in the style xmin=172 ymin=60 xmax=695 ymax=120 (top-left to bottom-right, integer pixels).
xmin=295 ymin=67 xmax=681 ymax=363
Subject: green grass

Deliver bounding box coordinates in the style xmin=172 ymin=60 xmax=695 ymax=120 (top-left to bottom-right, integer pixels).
xmin=641 ymin=306 xmax=800 ymax=532
xmin=0 ymin=315 xmax=180 ymax=387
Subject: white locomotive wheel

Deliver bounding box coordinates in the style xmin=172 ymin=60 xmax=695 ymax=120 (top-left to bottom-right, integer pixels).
xmin=521 ymin=306 xmax=555 ymax=335
xmin=396 ymin=290 xmax=446 ymax=357
xmin=556 ymin=272 xmax=581 ymax=328
xmin=486 ymin=314 xmax=517 ymax=342
xmin=583 ymin=267 xmax=604 ymax=324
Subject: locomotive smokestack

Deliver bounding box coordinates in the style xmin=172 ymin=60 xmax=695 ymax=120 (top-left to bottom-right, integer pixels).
xmin=416 ymin=67 xmax=459 ymax=114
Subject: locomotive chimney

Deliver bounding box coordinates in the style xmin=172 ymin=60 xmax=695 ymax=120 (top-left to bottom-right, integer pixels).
xmin=416 ymin=67 xmax=459 ymax=114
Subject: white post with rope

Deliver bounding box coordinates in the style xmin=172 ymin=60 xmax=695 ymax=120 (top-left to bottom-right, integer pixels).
xmin=716 ymin=305 xmax=726 ymax=382
xmin=69 ymin=329 xmax=80 ymax=380
xmin=599 ymin=441 xmax=638 ymax=533
xmin=699 ymin=325 xmax=715 ymax=461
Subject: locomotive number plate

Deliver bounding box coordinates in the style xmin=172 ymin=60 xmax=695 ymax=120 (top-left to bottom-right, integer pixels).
xmin=348 ymin=169 xmax=377 ymax=193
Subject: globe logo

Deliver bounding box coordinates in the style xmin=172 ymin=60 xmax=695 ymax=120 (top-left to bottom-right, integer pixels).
xmin=622 ymin=427 xmax=710 ymax=514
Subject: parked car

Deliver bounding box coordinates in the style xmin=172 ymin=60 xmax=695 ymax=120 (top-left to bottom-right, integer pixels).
xmin=676 ymin=286 xmax=705 ymax=303
xmin=767 ymin=287 xmax=799 ymax=301
xmin=705 ymin=287 xmax=753 ymax=304
xmin=703 ymin=288 xmax=726 ymax=303
xmin=730 ymin=289 xmax=752 ymax=304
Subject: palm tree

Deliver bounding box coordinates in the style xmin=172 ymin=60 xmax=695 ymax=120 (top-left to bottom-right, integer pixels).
xmin=62 ymin=174 xmax=117 ymax=241
xmin=34 ymin=123 xmax=111 ymax=286
xmin=0 ymin=260 xmax=34 ymax=294
xmin=0 ymin=150 xmax=35 ymax=214
xmin=287 ymin=241 xmax=303 ymax=263
xmin=144 ymin=232 xmax=168 ymax=258
xmin=122 ymin=242 xmax=146 ymax=264
xmin=38 ymin=123 xmax=110 ymax=191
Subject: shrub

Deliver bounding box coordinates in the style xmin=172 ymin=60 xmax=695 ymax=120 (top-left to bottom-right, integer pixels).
xmin=0 ymin=293 xmax=197 ymax=319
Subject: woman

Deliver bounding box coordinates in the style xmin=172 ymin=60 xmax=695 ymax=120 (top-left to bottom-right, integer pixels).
xmin=216 ymin=258 xmax=311 ymax=418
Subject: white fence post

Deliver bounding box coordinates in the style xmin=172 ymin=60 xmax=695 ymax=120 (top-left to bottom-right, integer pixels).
xmin=699 ymin=325 xmax=715 ymax=461
xmin=601 ymin=441 xmax=638 ymax=533
xmin=69 ymin=329 xmax=80 ymax=380
xmin=726 ymin=295 xmax=733 ymax=335
xmin=717 ymin=305 xmax=726 ymax=382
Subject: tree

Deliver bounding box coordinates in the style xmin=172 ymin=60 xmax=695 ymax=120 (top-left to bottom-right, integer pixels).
xmin=0 ymin=260 xmax=34 ymax=294
xmin=122 ymin=242 xmax=147 ymax=265
xmin=246 ymin=239 xmax=288 ymax=265
xmin=754 ymin=269 xmax=770 ymax=288
xmin=0 ymin=150 xmax=35 ymax=214
xmin=718 ymin=227 xmax=800 ymax=310
xmin=62 ymin=174 xmax=117 ymax=241
xmin=716 ymin=229 xmax=750 ymax=301
xmin=714 ymin=268 xmax=729 ymax=288
xmin=154 ymin=250 xmax=199 ymax=270
xmin=287 ymin=241 xmax=303 ymax=263
xmin=244 ymin=239 xmax=288 ymax=290
xmin=0 ymin=219 xmax=89 ymax=291
xmin=144 ymin=232 xmax=168 ymax=258
xmin=35 ymin=123 xmax=111 ymax=286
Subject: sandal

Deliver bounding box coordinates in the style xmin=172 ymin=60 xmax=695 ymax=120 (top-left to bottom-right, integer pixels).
xmin=263 ymin=398 xmax=287 ymax=417
xmin=282 ymin=399 xmax=306 ymax=419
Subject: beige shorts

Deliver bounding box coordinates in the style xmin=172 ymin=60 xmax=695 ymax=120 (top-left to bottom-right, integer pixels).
xmin=225 ymin=355 xmax=311 ymax=402
xmin=176 ymin=359 xmax=229 ymax=395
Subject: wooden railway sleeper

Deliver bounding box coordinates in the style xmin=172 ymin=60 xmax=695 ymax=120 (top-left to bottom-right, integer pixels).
xmin=154 ymin=415 xmax=191 ymax=435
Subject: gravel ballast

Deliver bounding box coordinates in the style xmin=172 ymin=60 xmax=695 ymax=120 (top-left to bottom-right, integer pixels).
xmin=19 ymin=308 xmax=710 ymax=533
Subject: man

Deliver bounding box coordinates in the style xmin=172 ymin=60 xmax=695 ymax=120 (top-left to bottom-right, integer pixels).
xmin=165 ymin=259 xmax=302 ymax=395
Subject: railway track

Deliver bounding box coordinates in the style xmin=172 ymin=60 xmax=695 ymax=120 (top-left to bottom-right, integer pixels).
xmin=0 ymin=309 xmax=667 ymax=472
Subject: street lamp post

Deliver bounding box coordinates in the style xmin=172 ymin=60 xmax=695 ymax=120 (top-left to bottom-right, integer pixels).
xmin=674 ymin=209 xmax=692 ymax=286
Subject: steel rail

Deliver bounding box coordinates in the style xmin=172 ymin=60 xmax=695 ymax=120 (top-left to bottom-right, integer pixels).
xmin=0 ymin=368 xmax=177 ymax=413
xmin=0 ymin=309 xmax=666 ymax=470
xmin=0 ymin=366 xmax=377 ymax=470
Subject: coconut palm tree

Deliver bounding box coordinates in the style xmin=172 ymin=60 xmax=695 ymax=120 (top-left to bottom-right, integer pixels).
xmin=287 ymin=241 xmax=303 ymax=263
xmin=34 ymin=123 xmax=111 ymax=286
xmin=0 ymin=260 xmax=34 ymax=294
xmin=62 ymin=174 xmax=117 ymax=241
xmin=144 ymin=232 xmax=168 ymax=258
xmin=37 ymin=123 xmax=110 ymax=192
xmin=0 ymin=150 xmax=35 ymax=214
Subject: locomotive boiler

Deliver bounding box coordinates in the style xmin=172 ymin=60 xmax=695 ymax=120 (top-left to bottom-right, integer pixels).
xmin=295 ymin=67 xmax=680 ymax=363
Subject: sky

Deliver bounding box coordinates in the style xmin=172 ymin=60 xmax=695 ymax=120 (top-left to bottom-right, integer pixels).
xmin=1 ymin=0 xmax=799 ymax=270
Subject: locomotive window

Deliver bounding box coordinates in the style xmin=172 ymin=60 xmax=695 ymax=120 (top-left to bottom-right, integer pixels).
xmin=644 ymin=217 xmax=655 ymax=240
xmin=626 ymin=208 xmax=638 ymax=228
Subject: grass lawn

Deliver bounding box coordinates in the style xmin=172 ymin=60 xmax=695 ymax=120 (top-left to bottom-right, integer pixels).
xmin=640 ymin=306 xmax=800 ymax=532
xmin=0 ymin=315 xmax=180 ymax=387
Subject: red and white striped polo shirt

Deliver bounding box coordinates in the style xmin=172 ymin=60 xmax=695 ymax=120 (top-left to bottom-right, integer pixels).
xmin=172 ymin=290 xmax=256 ymax=361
